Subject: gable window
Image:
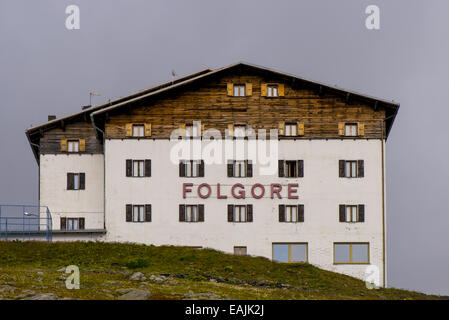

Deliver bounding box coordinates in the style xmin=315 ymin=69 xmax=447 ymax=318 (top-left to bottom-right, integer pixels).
xmin=186 ymin=124 xmax=199 ymax=137
xmin=345 ymin=123 xmax=358 ymax=136
xmin=68 ymin=140 xmax=79 ymax=152
xmin=234 ymin=246 xmax=247 ymax=256
xmin=67 ymin=173 xmax=85 ymax=190
xmin=339 ymin=160 xmax=364 ymax=178
xmin=279 ymin=205 xmax=304 ymax=223
xmin=334 ymin=243 xmax=369 ymax=264
xmin=278 ymin=160 xmax=304 ymax=178
xmin=132 ymin=124 xmax=145 ymax=137
xmin=272 ymin=243 xmax=308 ymax=263
xmin=233 ymin=84 xmax=245 ymax=97
xmin=339 ymin=204 xmax=365 ymax=223
xmin=179 ymin=204 xmax=204 ymax=222
xmin=227 ymin=204 xmax=253 ymax=223
xmin=285 ymin=123 xmax=297 ymax=136
xmin=234 ymin=125 xmax=246 ymax=138
xmin=267 ymin=85 xmax=279 ymax=97
xmin=60 ymin=217 xmax=85 ymax=231
xmin=126 ymin=204 xmax=151 ymax=222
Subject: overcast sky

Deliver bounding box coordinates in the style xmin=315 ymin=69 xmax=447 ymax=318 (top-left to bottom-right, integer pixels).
xmin=1 ymin=0 xmax=448 ymax=295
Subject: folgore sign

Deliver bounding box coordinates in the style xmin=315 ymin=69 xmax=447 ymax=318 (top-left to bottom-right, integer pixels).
xmin=183 ymin=183 xmax=299 ymax=199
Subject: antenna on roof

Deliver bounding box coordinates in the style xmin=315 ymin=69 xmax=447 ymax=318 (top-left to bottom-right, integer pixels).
xmin=89 ymin=91 xmax=101 ymax=105
xmin=171 ymin=70 xmax=177 ymax=84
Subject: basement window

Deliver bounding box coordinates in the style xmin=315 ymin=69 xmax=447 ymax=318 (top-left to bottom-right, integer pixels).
xmin=334 ymin=243 xmax=369 ymax=264
xmin=234 ymin=246 xmax=247 ymax=256
xmin=272 ymin=243 xmax=307 ymax=263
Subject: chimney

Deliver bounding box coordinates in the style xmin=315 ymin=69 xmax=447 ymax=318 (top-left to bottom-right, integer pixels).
xmin=48 ymin=115 xmax=56 ymax=121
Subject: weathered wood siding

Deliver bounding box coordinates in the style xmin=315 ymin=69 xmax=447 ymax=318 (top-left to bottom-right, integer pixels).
xmin=40 ymin=120 xmax=103 ymax=154
xmin=104 ymin=72 xmax=386 ymax=139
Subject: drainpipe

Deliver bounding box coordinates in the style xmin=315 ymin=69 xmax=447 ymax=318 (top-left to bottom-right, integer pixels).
xmin=90 ymin=114 xmax=107 ymax=231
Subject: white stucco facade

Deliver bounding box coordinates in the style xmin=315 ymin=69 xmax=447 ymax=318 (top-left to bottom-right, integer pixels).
xmin=39 ymin=138 xmax=386 ymax=286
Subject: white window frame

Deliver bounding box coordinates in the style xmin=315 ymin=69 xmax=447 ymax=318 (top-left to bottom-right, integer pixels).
xmin=285 ymin=123 xmax=297 ymax=136
xmin=186 ymin=205 xmax=199 ymax=222
xmin=233 ymin=84 xmax=245 ymax=97
xmin=233 ymin=160 xmax=246 ymax=177
xmin=68 ymin=140 xmax=79 ymax=153
xmin=285 ymin=205 xmax=298 ymax=222
xmin=345 ymin=160 xmax=357 ymax=178
xmin=132 ymin=160 xmax=145 ymax=177
xmin=185 ymin=160 xmax=200 ymax=177
xmin=345 ymin=123 xmax=358 ymax=137
xmin=132 ymin=124 xmax=145 ymax=137
xmin=233 ymin=205 xmax=247 ymax=222
xmin=267 ymin=85 xmax=279 ymax=97
xmin=133 ymin=205 xmax=145 ymax=222
xmin=345 ymin=205 xmax=358 ymax=222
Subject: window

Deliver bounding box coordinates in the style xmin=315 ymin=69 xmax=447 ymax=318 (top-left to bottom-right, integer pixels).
xmin=132 ymin=124 xmax=145 ymax=137
xmin=233 ymin=84 xmax=245 ymax=97
xmin=60 ymin=217 xmax=85 ymax=230
xmin=126 ymin=204 xmax=151 ymax=222
xmin=186 ymin=124 xmax=199 ymax=137
xmin=227 ymin=204 xmax=253 ymax=222
xmin=179 ymin=160 xmax=204 ymax=177
xmin=339 ymin=160 xmax=364 ymax=178
xmin=345 ymin=123 xmax=358 ymax=136
xmin=68 ymin=140 xmax=79 ymax=152
xmin=279 ymin=205 xmax=304 ymax=222
xmin=278 ymin=160 xmax=304 ymax=178
xmin=272 ymin=243 xmax=307 ymax=263
xmin=126 ymin=160 xmax=151 ymax=177
xmin=334 ymin=243 xmax=369 ymax=264
xmin=67 ymin=173 xmax=85 ymax=190
xmin=234 ymin=125 xmax=246 ymax=138
xmin=285 ymin=123 xmax=297 ymax=136
xmin=267 ymin=85 xmax=279 ymax=97
xmin=227 ymin=160 xmax=252 ymax=178
xmin=234 ymin=247 xmax=247 ymax=256
xmin=339 ymin=204 xmax=365 ymax=223
xmin=179 ymin=204 xmax=204 ymax=222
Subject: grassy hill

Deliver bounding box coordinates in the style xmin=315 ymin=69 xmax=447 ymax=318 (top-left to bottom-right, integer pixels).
xmin=0 ymin=241 xmax=442 ymax=300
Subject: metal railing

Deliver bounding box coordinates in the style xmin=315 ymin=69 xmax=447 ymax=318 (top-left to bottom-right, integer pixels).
xmin=0 ymin=205 xmax=52 ymax=241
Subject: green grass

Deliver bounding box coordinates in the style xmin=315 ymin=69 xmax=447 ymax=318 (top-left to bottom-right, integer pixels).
xmin=0 ymin=241 xmax=442 ymax=300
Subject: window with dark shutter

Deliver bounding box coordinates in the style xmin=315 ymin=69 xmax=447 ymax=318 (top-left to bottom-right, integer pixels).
xmin=298 ymin=204 xmax=304 ymax=222
xmin=339 ymin=205 xmax=346 ymax=222
xmin=358 ymin=204 xmax=365 ymax=222
xmin=145 ymin=160 xmax=151 ymax=177
xmin=279 ymin=205 xmax=285 ymax=222
xmin=228 ymin=205 xmax=234 ymax=222
xmin=227 ymin=161 xmax=234 ymax=177
xmin=339 ymin=160 xmax=346 ymax=177
xmin=357 ymin=160 xmax=364 ymax=178
xmin=126 ymin=204 xmax=132 ymax=222
xmin=79 ymin=173 xmax=85 ymax=190
xmin=67 ymin=173 xmax=74 ymax=190
xmin=126 ymin=160 xmax=132 ymax=177
xmin=179 ymin=205 xmax=186 ymax=222
xmin=198 ymin=204 xmax=204 ymax=222
xmin=297 ymin=160 xmax=304 ymax=177
xmin=145 ymin=204 xmax=152 ymax=222
xmin=79 ymin=218 xmax=85 ymax=230
xmin=199 ymin=160 xmax=205 ymax=177
xmin=246 ymin=160 xmax=253 ymax=177
xmin=278 ymin=160 xmax=284 ymax=177
xmin=179 ymin=161 xmax=186 ymax=177
xmin=246 ymin=205 xmax=253 ymax=222
xmin=60 ymin=217 xmax=67 ymax=230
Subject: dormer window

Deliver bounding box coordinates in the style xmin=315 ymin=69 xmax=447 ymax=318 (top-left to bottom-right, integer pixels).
xmin=68 ymin=140 xmax=79 ymax=152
